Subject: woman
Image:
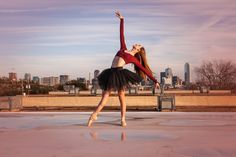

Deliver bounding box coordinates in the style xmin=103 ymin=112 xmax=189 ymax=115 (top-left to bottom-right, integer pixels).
xmin=88 ymin=11 xmax=160 ymax=127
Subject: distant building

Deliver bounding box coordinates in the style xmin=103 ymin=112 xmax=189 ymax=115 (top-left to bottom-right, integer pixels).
xmin=160 ymin=72 xmax=166 ymax=84
xmin=32 ymin=76 xmax=40 ymax=84
xmin=164 ymin=76 xmax=172 ymax=87
xmin=94 ymin=70 xmax=100 ymax=79
xmin=172 ymin=76 xmax=182 ymax=88
xmin=165 ymin=67 xmax=173 ymax=77
xmin=160 ymin=67 xmax=174 ymax=88
xmin=184 ymin=63 xmax=190 ymax=85
xmin=92 ymin=70 xmax=100 ymax=90
xmin=9 ymin=72 xmax=17 ymax=81
xmin=24 ymin=73 xmax=31 ymax=81
xmin=165 ymin=67 xmax=173 ymax=87
xmin=40 ymin=77 xmax=59 ymax=86
xmin=60 ymin=75 xmax=69 ymax=85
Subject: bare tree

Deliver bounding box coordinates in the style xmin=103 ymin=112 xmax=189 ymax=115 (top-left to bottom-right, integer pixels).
xmin=195 ymin=60 xmax=236 ymax=90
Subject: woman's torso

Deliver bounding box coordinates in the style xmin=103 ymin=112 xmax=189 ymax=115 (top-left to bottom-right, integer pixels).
xmin=111 ymin=50 xmax=134 ymax=68
xmin=111 ymin=56 xmax=126 ymax=68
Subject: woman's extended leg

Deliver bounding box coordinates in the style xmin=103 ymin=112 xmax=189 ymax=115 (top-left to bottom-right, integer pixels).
xmin=118 ymin=89 xmax=127 ymax=127
xmin=87 ymin=90 xmax=111 ymax=126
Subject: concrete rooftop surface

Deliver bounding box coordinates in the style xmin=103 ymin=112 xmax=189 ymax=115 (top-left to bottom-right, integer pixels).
xmin=0 ymin=112 xmax=235 ymax=157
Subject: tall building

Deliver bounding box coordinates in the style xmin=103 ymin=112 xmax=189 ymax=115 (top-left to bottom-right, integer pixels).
xmin=184 ymin=63 xmax=190 ymax=85
xmin=60 ymin=75 xmax=69 ymax=85
xmin=164 ymin=67 xmax=173 ymax=86
xmin=40 ymin=77 xmax=59 ymax=86
xmin=32 ymin=76 xmax=40 ymax=84
xmin=9 ymin=72 xmax=17 ymax=81
xmin=24 ymin=73 xmax=31 ymax=81
xmin=160 ymin=67 xmax=173 ymax=88
xmin=165 ymin=67 xmax=173 ymax=77
xmin=92 ymin=70 xmax=100 ymax=89
xmin=160 ymin=72 xmax=166 ymax=84
xmin=94 ymin=70 xmax=100 ymax=79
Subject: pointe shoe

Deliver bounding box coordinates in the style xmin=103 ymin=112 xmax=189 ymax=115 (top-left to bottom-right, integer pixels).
xmin=121 ymin=120 xmax=127 ymax=127
xmin=87 ymin=114 xmax=97 ymax=127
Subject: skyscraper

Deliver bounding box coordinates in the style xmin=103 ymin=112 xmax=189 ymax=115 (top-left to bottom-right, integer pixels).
xmin=164 ymin=67 xmax=173 ymax=86
xmin=160 ymin=67 xmax=173 ymax=87
xmin=165 ymin=67 xmax=173 ymax=77
xmin=184 ymin=63 xmax=190 ymax=85
xmin=94 ymin=70 xmax=100 ymax=79
xmin=92 ymin=70 xmax=100 ymax=89
xmin=24 ymin=73 xmax=31 ymax=81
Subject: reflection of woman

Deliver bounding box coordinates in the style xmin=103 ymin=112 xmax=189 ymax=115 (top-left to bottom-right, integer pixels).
xmin=88 ymin=11 xmax=160 ymax=127
xmin=89 ymin=131 xmax=127 ymax=141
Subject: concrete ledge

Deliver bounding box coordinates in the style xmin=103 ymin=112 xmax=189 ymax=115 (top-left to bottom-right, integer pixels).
xmin=175 ymin=95 xmax=236 ymax=106
xmin=176 ymin=106 xmax=236 ymax=112
xmin=22 ymin=95 xmax=236 ymax=107
xmin=22 ymin=96 xmax=157 ymax=107
xmin=2 ymin=95 xmax=236 ymax=112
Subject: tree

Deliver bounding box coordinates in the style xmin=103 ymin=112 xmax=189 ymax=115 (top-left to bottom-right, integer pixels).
xmin=194 ymin=60 xmax=236 ymax=90
xmin=66 ymin=80 xmax=88 ymax=90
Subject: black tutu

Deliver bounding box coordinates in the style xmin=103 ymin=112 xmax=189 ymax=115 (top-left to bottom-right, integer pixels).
xmin=98 ymin=67 xmax=143 ymax=91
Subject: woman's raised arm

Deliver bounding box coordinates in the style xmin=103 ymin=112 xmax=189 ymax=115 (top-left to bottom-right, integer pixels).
xmin=115 ymin=11 xmax=127 ymax=50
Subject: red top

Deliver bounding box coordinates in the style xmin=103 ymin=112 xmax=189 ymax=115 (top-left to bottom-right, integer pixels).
xmin=115 ymin=18 xmax=158 ymax=84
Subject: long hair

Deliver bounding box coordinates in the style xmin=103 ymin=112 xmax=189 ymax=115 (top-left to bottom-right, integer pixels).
xmin=134 ymin=47 xmax=153 ymax=80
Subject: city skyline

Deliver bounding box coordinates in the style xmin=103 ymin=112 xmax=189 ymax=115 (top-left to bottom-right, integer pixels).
xmin=3 ymin=62 xmax=188 ymax=82
xmin=0 ymin=0 xmax=235 ymax=80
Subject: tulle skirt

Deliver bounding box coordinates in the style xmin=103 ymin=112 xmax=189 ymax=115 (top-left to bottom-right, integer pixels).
xmin=98 ymin=67 xmax=143 ymax=91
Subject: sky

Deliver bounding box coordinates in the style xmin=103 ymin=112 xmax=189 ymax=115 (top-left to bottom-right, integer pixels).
xmin=0 ymin=0 xmax=235 ymax=81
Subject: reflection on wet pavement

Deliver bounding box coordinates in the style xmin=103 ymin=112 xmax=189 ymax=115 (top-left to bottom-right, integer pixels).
xmin=86 ymin=130 xmax=177 ymax=142
xmin=88 ymin=131 xmax=127 ymax=141
xmin=0 ymin=112 xmax=236 ymax=157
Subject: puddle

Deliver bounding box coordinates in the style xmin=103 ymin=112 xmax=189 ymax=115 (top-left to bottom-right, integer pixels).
xmin=85 ymin=130 xmax=177 ymax=141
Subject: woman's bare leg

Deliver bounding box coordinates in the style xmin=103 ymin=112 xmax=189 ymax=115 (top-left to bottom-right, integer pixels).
xmin=93 ymin=90 xmax=111 ymax=114
xmin=87 ymin=90 xmax=111 ymax=126
xmin=118 ymin=89 xmax=127 ymax=127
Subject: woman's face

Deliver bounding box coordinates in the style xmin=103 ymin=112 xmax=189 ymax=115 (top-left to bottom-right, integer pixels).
xmin=132 ymin=44 xmax=142 ymax=52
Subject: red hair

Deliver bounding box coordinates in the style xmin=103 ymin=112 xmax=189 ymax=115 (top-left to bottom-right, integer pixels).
xmin=134 ymin=47 xmax=153 ymax=80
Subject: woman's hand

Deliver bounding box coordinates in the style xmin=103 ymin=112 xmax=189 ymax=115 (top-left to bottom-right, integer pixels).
xmin=115 ymin=11 xmax=123 ymax=19
xmin=154 ymin=82 xmax=160 ymax=89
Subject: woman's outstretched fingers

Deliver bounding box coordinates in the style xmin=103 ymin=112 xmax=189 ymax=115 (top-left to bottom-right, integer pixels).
xmin=115 ymin=11 xmax=120 ymax=16
xmin=155 ymin=82 xmax=160 ymax=89
xmin=115 ymin=11 xmax=123 ymax=19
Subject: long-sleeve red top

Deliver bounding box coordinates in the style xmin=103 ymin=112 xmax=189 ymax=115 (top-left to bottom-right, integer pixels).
xmin=115 ymin=18 xmax=158 ymax=84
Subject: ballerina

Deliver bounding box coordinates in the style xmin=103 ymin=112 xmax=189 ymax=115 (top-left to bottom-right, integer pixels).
xmin=88 ymin=11 xmax=160 ymax=127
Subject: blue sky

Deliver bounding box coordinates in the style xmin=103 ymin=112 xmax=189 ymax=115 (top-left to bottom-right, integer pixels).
xmin=0 ymin=0 xmax=235 ymax=81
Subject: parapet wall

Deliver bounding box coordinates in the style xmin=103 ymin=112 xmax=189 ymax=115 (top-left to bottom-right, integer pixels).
xmin=0 ymin=96 xmax=22 ymax=111
xmin=21 ymin=95 xmax=236 ymax=107
xmin=175 ymin=96 xmax=236 ymax=106
xmin=22 ymin=96 xmax=157 ymax=107
xmin=1 ymin=94 xmax=236 ymax=111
